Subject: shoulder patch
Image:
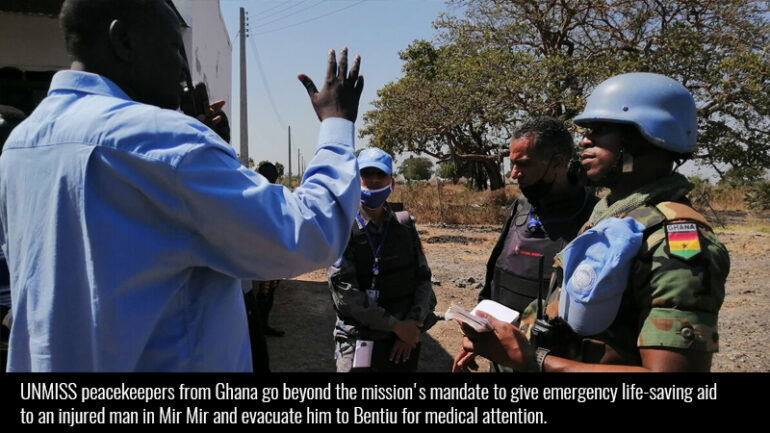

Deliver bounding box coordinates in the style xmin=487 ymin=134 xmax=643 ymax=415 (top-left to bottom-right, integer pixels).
xmin=569 ymin=263 xmax=597 ymax=295
xmin=665 ymin=223 xmax=702 ymax=260
xmin=655 ymin=202 xmax=711 ymax=228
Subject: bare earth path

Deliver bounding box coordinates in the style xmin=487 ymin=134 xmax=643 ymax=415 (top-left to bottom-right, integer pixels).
xmin=266 ymin=220 xmax=770 ymax=372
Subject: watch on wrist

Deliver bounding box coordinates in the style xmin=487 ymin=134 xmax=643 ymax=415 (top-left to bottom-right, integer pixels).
xmin=535 ymin=347 xmax=550 ymax=372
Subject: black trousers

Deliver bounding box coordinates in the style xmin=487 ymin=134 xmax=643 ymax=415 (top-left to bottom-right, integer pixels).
xmin=243 ymin=291 xmax=270 ymax=373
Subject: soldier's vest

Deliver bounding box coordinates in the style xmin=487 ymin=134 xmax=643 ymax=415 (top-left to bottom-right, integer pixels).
xmin=351 ymin=211 xmax=418 ymax=317
xmin=492 ymin=197 xmax=588 ymax=313
xmin=521 ymin=201 xmax=713 ymax=365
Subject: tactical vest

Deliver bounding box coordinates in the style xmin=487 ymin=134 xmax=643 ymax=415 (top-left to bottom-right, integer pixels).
xmin=491 ymin=194 xmax=592 ymax=313
xmin=351 ymin=212 xmax=418 ymax=317
xmin=521 ymin=200 xmax=715 ymax=365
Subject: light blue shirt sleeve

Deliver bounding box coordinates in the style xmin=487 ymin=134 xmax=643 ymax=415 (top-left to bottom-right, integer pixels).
xmin=176 ymin=118 xmax=360 ymax=280
xmin=0 ymin=69 xmax=361 ymax=371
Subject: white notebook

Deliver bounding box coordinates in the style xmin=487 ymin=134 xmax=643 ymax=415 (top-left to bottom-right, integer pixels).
xmin=445 ymin=300 xmax=520 ymax=332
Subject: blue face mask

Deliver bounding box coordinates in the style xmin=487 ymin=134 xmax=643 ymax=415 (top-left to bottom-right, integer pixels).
xmin=360 ymin=184 xmax=392 ymax=209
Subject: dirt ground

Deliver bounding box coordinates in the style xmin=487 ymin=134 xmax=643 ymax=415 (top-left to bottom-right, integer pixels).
xmin=265 ymin=211 xmax=770 ymax=372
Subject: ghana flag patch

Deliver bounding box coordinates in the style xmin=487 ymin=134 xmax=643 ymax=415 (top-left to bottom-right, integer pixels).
xmin=665 ymin=223 xmax=701 ymax=259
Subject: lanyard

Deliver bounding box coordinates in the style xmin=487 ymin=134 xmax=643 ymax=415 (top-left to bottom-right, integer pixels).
xmin=355 ymin=213 xmax=390 ymax=287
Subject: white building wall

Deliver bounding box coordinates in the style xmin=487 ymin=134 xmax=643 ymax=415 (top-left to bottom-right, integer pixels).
xmin=174 ymin=0 xmax=232 ymax=120
xmin=0 ymin=3 xmax=231 ymax=120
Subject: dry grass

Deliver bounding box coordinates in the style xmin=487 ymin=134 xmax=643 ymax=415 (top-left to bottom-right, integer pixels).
xmin=717 ymin=223 xmax=770 ymax=234
xmin=704 ymin=186 xmax=747 ymax=211
xmin=284 ymin=175 xmax=762 ymax=227
xmin=392 ymin=181 xmax=768 ymax=228
xmin=391 ymin=181 xmax=520 ymax=225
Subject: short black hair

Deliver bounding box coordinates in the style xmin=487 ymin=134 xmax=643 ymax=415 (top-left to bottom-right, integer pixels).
xmin=59 ymin=0 xmax=167 ymax=62
xmin=257 ymin=162 xmax=279 ymax=184
xmin=513 ymin=116 xmax=574 ymax=161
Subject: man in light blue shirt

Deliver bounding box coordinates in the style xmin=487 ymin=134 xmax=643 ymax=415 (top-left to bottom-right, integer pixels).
xmin=0 ymin=104 xmax=26 ymax=372
xmin=0 ymin=0 xmax=364 ymax=371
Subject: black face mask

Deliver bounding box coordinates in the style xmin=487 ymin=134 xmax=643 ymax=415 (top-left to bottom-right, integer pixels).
xmin=520 ymin=160 xmax=555 ymax=204
xmin=566 ymin=158 xmax=581 ymax=185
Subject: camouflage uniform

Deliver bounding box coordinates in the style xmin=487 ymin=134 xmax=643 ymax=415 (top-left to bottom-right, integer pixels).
xmin=520 ymin=173 xmax=729 ymax=365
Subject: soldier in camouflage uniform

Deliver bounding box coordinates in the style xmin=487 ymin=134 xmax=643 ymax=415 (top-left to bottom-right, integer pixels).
xmin=456 ymin=73 xmax=729 ymax=372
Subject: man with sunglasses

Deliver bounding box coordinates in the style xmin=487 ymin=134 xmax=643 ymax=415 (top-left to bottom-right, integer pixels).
xmin=329 ymin=148 xmax=436 ymax=372
xmin=457 ymin=73 xmax=729 ymax=372
xmin=454 ymin=117 xmax=596 ymax=372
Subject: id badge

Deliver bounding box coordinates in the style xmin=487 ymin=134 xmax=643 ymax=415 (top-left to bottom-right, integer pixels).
xmin=366 ymin=289 xmax=379 ymax=306
xmin=352 ymin=340 xmax=374 ymax=368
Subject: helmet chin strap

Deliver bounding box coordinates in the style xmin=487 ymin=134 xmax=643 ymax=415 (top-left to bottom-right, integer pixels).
xmin=581 ymin=147 xmax=633 ymax=189
xmin=604 ymin=148 xmax=634 ymax=186
xmin=621 ymin=149 xmax=634 ymax=173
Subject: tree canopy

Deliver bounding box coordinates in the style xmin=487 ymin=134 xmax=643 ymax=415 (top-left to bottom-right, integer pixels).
xmin=361 ymin=0 xmax=770 ymax=189
xmin=399 ymin=156 xmax=434 ymax=181
xmin=437 ymin=160 xmax=493 ymax=189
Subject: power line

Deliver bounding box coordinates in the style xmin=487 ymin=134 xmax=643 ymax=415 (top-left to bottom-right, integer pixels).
xmin=251 ymin=0 xmax=295 ymax=17
xmin=229 ymin=28 xmax=240 ymax=46
xmin=246 ymin=34 xmax=287 ymax=130
xmin=251 ymin=0 xmax=312 ymax=25
xmin=253 ymin=0 xmax=368 ymax=35
xmin=253 ymin=1 xmax=326 ymax=28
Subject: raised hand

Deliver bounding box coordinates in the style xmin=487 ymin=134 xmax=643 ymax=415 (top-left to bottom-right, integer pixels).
xmin=298 ymin=47 xmax=364 ymax=122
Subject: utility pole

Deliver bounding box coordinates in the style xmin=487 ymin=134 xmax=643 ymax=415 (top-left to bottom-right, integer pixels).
xmin=287 ymin=125 xmax=292 ymax=186
xmin=297 ymin=149 xmax=301 ymax=179
xmin=238 ymin=7 xmax=249 ymax=166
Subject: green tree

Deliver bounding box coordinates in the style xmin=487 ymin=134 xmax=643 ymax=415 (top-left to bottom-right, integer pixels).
xmin=361 ymin=0 xmax=770 ymax=188
xmin=436 ymin=161 xmax=460 ymax=182
xmin=361 ymin=39 xmax=510 ymax=190
xmin=399 ymin=156 xmax=434 ymax=181
xmin=436 ymin=160 xmax=493 ymax=189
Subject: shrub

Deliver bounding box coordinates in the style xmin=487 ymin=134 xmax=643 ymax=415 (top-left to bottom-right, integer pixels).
xmin=745 ymin=181 xmax=770 ymax=211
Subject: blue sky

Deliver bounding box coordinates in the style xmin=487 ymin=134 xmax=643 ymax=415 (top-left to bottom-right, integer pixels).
xmin=218 ymin=0 xmax=456 ymax=174
xmin=216 ymin=0 xmax=722 ymax=181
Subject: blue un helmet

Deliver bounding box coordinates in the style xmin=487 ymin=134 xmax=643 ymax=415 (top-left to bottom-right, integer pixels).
xmin=574 ymin=73 xmax=698 ymax=153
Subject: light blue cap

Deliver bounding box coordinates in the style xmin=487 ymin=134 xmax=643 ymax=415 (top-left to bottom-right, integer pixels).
xmin=357 ymin=148 xmax=393 ymax=175
xmin=558 ymin=217 xmax=646 ymax=336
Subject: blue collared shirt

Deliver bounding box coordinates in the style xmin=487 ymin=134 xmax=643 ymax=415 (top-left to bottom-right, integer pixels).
xmin=0 ymin=70 xmax=360 ymax=371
